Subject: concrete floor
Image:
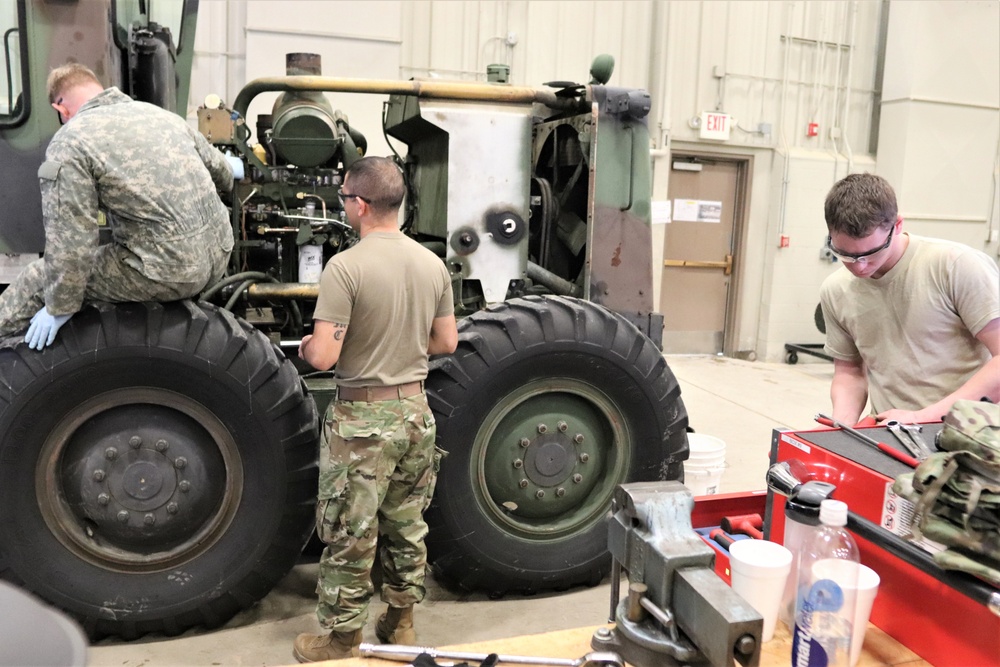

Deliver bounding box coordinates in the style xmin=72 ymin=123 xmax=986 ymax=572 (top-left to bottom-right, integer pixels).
xmin=86 ymin=355 xmax=834 ymax=666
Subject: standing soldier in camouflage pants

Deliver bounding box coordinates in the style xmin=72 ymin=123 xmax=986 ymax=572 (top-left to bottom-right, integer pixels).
xmin=295 ymin=156 xmax=458 ymax=662
xmin=0 ymin=63 xmax=238 ymax=349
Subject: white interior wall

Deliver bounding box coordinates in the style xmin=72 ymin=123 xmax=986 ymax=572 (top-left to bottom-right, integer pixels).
xmin=877 ymin=0 xmax=1000 ymax=252
xmin=186 ymin=0 xmax=1000 ymax=362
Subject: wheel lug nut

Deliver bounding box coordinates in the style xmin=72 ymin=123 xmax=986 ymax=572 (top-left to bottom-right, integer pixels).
xmin=513 ymin=459 xmax=523 ymax=469
xmin=519 ymin=437 xmax=530 ymax=448
xmin=116 ymin=510 xmax=129 ymax=523
xmin=535 ymin=490 xmax=545 ymax=499
xmin=518 ymin=479 xmax=529 ymax=489
xmin=93 ymin=469 xmax=106 ymax=482
xmin=557 ymin=421 xmax=568 ymax=432
xmin=105 ymin=447 xmax=118 ymax=460
xmin=573 ymin=474 xmax=583 ymax=483
xmin=537 ymin=424 xmax=548 ymax=434
xmin=144 ymin=513 xmax=156 ymax=525
xmin=128 ymin=436 xmax=142 ymax=449
xmin=556 ymin=487 xmax=566 ymax=497
xmin=97 ymin=493 xmax=110 ymax=506
xmin=155 ymin=439 xmax=169 ymax=452
xmin=580 ymin=453 xmax=590 ymax=463
xmin=574 ymin=433 xmax=585 ymax=444
xmin=166 ymin=502 xmax=179 ymax=515
xmin=174 ymin=457 xmax=187 ymax=469
xmin=179 ymin=480 xmax=191 ymax=492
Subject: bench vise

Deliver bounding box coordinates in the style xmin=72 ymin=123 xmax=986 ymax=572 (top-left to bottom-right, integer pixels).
xmin=591 ymin=481 xmax=762 ymax=667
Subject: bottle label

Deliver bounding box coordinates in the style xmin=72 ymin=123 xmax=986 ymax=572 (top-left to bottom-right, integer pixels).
xmin=792 ymin=579 xmax=850 ymax=667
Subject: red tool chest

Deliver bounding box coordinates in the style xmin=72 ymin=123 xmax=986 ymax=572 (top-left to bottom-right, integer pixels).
xmin=764 ymin=424 xmax=1000 ymax=667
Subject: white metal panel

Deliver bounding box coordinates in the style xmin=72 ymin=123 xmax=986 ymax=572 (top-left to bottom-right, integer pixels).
xmin=883 ymin=0 xmax=999 ymax=106
xmin=245 ymin=0 xmax=401 ymax=40
xmin=241 ymin=2 xmax=402 ymax=158
xmin=877 ymin=0 xmax=1000 ymax=254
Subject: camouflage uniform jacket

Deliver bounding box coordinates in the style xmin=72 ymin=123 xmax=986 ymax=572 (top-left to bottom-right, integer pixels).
xmin=38 ymin=87 xmax=235 ymax=315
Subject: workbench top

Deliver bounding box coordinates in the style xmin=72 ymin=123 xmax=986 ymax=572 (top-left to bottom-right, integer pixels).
xmin=316 ymin=621 xmax=930 ymax=667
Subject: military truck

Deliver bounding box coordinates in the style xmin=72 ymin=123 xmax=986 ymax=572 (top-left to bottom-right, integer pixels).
xmin=0 ymin=0 xmax=689 ymax=638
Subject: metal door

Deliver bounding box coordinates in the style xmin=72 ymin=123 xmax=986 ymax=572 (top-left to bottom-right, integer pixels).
xmin=660 ymin=156 xmax=744 ymax=354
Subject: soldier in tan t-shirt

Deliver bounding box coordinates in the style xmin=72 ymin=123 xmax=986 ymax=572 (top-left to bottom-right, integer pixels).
xmin=295 ymin=156 xmax=457 ymax=662
xmin=819 ymin=173 xmax=1000 ymax=425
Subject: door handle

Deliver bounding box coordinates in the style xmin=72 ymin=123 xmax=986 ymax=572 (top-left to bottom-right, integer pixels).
xmin=664 ymin=254 xmax=732 ymax=275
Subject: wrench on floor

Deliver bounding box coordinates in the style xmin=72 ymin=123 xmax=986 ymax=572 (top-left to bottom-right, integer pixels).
xmin=358 ymin=643 xmax=625 ymax=667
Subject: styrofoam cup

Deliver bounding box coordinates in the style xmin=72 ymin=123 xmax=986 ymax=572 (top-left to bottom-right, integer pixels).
xmin=728 ymin=540 xmax=793 ymax=642
xmin=812 ymin=560 xmax=880 ymax=666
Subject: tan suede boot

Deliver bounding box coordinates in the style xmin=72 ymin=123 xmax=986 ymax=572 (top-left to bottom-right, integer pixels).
xmin=375 ymin=605 xmax=416 ymax=644
xmin=292 ymin=628 xmax=362 ymax=663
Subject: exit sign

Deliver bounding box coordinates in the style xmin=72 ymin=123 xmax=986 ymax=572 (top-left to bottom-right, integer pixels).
xmin=700 ymin=112 xmax=731 ymax=141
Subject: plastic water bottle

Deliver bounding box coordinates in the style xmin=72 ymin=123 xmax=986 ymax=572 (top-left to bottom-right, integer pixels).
xmin=791 ymin=499 xmax=860 ymax=667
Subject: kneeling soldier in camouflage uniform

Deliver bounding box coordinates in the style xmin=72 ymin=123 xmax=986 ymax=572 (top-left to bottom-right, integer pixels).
xmin=0 ymin=63 xmax=237 ymax=349
xmin=295 ymin=156 xmax=458 ymax=662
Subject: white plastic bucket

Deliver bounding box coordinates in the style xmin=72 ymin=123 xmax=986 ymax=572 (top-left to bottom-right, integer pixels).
xmin=683 ymin=433 xmax=727 ymax=496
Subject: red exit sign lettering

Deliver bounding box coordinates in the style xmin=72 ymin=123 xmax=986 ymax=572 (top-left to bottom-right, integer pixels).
xmin=700 ymin=111 xmax=731 ymax=141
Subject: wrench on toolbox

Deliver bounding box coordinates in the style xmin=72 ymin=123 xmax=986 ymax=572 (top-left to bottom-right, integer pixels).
xmin=884 ymin=420 xmax=933 ymax=461
xmin=815 ymin=413 xmax=920 ymax=467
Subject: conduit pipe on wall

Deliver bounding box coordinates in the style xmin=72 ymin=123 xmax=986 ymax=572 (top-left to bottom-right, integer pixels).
xmin=776 ymin=1 xmax=794 ymax=238
xmin=830 ymin=2 xmax=846 ymax=179
xmin=840 ymin=0 xmax=858 ymax=173
xmin=650 ymin=0 xmax=673 ymax=151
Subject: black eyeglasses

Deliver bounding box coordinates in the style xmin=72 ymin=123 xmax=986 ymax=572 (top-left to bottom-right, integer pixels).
xmin=827 ymin=226 xmax=894 ymax=264
xmin=54 ymin=97 xmax=65 ymax=125
xmin=338 ymin=191 xmax=370 ymax=206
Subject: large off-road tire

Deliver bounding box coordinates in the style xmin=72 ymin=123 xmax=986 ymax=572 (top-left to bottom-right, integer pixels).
xmin=425 ymin=296 xmax=688 ymax=593
xmin=0 ymin=301 xmax=318 ymax=639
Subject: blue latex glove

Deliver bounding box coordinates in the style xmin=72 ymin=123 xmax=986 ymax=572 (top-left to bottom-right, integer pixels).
xmin=24 ymin=306 xmax=72 ymax=350
xmin=224 ymin=153 xmax=245 ymax=181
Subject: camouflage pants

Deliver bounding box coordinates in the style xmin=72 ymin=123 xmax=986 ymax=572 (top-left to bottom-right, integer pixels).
xmin=315 ymin=393 xmax=440 ymax=632
xmin=0 ymin=244 xmax=228 ymax=336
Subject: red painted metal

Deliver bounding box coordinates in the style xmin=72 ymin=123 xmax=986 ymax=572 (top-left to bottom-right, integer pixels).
xmin=768 ymin=427 xmax=1000 ymax=667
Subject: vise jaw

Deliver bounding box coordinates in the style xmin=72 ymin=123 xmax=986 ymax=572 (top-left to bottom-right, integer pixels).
xmin=592 ymin=481 xmax=762 ymax=667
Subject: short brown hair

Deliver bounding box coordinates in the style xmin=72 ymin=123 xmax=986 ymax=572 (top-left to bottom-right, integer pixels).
xmin=343 ymin=156 xmax=405 ymax=215
xmin=47 ymin=63 xmax=101 ymax=104
xmin=824 ymin=173 xmax=898 ymax=237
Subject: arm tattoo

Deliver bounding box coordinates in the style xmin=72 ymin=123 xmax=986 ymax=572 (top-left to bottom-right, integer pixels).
xmin=332 ymin=323 xmax=347 ymax=341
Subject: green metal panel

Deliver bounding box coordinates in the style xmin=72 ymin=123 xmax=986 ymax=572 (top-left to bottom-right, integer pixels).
xmin=0 ymin=0 xmax=199 ymax=255
xmin=584 ymin=85 xmax=655 ymax=317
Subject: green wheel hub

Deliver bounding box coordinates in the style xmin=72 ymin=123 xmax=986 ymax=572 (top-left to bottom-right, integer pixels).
xmin=476 ymin=378 xmax=630 ymax=537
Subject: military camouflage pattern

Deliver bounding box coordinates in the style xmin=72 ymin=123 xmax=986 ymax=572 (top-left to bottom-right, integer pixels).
xmin=892 ymin=400 xmax=1000 ymax=585
xmin=937 ymin=399 xmax=1000 ymax=462
xmin=0 ymin=86 xmax=233 ymax=334
xmin=0 ymin=247 xmax=228 ymax=336
xmin=315 ymin=393 xmax=440 ymax=632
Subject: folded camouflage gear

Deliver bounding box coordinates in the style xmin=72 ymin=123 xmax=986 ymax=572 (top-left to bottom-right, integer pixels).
xmin=892 ymin=400 xmax=1000 ymax=586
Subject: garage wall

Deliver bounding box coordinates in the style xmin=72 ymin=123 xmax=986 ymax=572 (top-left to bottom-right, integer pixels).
xmin=187 ymin=0 xmax=1000 ymax=362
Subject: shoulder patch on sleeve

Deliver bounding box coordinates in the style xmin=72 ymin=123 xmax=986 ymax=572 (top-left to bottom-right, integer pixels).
xmin=37 ymin=160 xmax=62 ymax=180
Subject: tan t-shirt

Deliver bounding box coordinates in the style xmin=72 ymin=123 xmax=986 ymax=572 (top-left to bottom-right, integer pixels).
xmin=312 ymin=231 xmax=454 ymax=387
xmin=820 ymin=234 xmax=999 ymax=413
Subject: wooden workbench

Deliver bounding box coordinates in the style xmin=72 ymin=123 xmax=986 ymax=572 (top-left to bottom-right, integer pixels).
xmin=316 ymin=621 xmax=931 ymax=667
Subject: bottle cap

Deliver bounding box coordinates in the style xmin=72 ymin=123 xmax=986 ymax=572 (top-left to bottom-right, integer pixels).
xmin=819 ymin=499 xmax=848 ymax=526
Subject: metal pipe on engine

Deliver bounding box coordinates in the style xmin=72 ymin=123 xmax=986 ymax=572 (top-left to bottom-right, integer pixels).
xmin=233 ymin=76 xmax=586 ymax=121
xmin=527 ymin=261 xmax=583 ymax=298
xmin=247 ymin=282 xmax=320 ymax=300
